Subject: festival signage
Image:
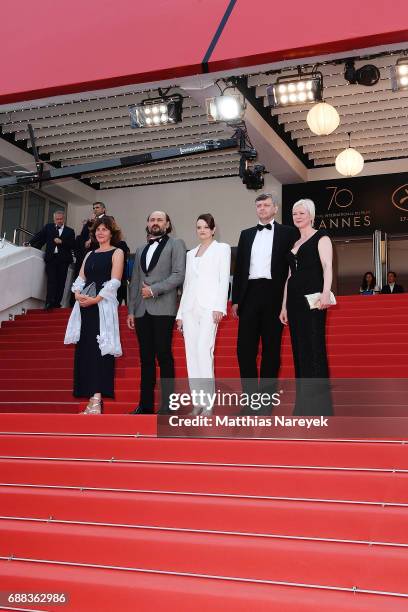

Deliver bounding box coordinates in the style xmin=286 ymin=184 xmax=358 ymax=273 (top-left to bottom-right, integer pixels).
xmin=282 ymin=172 xmax=408 ymax=236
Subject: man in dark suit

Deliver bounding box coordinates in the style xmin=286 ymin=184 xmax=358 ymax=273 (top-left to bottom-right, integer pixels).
xmin=29 ymin=211 xmax=75 ymax=310
xmin=79 ymin=201 xmax=108 ymax=254
xmin=381 ymin=271 xmax=405 ymax=294
xmin=232 ymin=193 xmax=298 ymax=412
xmin=127 ymin=211 xmax=186 ymax=414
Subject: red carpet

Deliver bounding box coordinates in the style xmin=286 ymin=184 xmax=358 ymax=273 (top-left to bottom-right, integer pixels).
xmin=0 ymin=295 xmax=408 ymax=414
xmin=0 ymin=296 xmax=408 ymax=609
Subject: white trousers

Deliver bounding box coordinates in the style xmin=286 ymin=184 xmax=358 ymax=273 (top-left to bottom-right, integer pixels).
xmin=182 ymin=302 xmax=218 ymax=401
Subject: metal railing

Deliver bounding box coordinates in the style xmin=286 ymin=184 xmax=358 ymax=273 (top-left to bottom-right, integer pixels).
xmin=12 ymin=226 xmax=35 ymax=245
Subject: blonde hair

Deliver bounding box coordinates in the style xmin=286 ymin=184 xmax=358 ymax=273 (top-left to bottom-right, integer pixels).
xmin=292 ymin=198 xmax=315 ymax=224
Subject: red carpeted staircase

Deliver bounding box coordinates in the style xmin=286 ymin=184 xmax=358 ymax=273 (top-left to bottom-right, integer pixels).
xmin=0 ymin=295 xmax=407 ymax=414
xmin=0 ymin=295 xmax=408 ymax=610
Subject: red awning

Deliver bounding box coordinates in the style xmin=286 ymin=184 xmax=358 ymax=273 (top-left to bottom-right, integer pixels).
xmin=209 ymin=0 xmax=408 ymax=71
xmin=2 ymin=0 xmax=408 ymax=104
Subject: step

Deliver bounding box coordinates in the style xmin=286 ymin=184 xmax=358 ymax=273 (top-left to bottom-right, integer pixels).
xmin=0 ymin=413 xmax=156 ymax=435
xmin=1 ymin=436 xmax=407 ymax=468
xmin=1 ymin=458 xmax=408 ymax=503
xmin=1 ymin=484 xmax=407 ymax=543
xmin=2 ymin=519 xmax=408 ymax=595
xmin=2 ymin=557 xmax=403 ymax=612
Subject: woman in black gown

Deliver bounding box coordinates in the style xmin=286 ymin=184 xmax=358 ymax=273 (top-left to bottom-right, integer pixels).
xmin=72 ymin=217 xmax=124 ymax=413
xmin=279 ymin=199 xmax=334 ymax=416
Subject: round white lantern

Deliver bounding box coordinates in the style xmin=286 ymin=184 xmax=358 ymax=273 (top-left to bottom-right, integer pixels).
xmin=306 ymin=102 xmax=340 ymax=135
xmin=335 ymin=147 xmax=364 ymax=177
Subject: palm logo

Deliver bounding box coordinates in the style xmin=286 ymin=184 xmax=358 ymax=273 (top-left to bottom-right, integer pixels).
xmin=392 ymin=184 xmax=408 ymax=212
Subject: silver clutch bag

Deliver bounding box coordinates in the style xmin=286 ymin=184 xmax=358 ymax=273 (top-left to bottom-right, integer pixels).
xmin=305 ymin=291 xmax=336 ymax=309
xmin=80 ymin=282 xmax=97 ymax=297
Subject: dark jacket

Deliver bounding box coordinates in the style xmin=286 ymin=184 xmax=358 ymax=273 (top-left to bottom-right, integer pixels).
xmin=30 ymin=223 xmax=75 ymax=263
xmin=232 ymin=222 xmax=298 ymax=309
xmin=381 ymin=283 xmax=404 ymax=294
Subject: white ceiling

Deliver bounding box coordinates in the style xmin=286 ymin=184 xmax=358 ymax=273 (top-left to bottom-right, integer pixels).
xmin=248 ymin=54 xmax=408 ymax=167
xmin=0 ymin=50 xmax=407 ymax=189
xmin=0 ymin=88 xmax=240 ymax=188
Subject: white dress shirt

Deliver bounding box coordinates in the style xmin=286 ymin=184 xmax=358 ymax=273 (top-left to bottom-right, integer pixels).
xmin=146 ymin=239 xmax=160 ymax=269
xmin=389 ymin=282 xmax=395 ymax=293
xmin=54 ymin=224 xmax=64 ymax=254
xmin=249 ymin=220 xmax=274 ymax=279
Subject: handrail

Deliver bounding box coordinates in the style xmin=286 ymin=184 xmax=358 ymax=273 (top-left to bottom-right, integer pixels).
xmin=12 ymin=226 xmax=35 ymax=244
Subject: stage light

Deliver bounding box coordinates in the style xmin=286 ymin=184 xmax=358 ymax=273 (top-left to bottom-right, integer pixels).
xmin=267 ymin=72 xmax=323 ymax=108
xmin=344 ymin=60 xmax=380 ymax=86
xmin=206 ymin=94 xmax=245 ymax=123
xmin=335 ymin=133 xmax=364 ymax=176
xmin=129 ymin=95 xmax=183 ymax=128
xmin=307 ymin=102 xmax=340 ymax=136
xmin=390 ymin=59 xmax=408 ymax=91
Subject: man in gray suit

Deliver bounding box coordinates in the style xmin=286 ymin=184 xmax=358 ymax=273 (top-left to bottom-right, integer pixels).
xmin=127 ymin=211 xmax=186 ymax=414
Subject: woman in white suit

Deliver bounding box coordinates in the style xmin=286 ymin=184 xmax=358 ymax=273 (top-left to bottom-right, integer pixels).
xmin=176 ymin=214 xmax=231 ymax=413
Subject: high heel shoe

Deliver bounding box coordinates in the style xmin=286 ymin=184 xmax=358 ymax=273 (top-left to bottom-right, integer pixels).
xmin=81 ymin=396 xmax=103 ymax=414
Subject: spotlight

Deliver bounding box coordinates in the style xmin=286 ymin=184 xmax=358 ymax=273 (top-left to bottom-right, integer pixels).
xmin=129 ymin=95 xmax=183 ymax=128
xmin=390 ymin=58 xmax=408 ymax=91
xmin=267 ymin=72 xmax=323 ymax=108
xmin=206 ymin=94 xmax=245 ymax=123
xmin=344 ymin=60 xmax=380 ymax=86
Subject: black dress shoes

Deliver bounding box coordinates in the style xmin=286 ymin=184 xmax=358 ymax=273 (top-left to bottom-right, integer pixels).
xmin=129 ymin=406 xmax=154 ymax=415
xmin=44 ymin=303 xmax=53 ymax=311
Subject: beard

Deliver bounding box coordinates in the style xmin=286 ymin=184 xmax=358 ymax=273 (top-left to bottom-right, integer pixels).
xmin=149 ymin=226 xmax=165 ymax=236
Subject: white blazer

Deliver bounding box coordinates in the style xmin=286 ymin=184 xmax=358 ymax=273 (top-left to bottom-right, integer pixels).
xmin=176 ymin=240 xmax=231 ymax=318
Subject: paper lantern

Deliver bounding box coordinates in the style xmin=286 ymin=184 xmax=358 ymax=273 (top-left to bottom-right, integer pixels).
xmin=306 ymin=102 xmax=340 ymax=135
xmin=335 ymin=147 xmax=364 ymax=177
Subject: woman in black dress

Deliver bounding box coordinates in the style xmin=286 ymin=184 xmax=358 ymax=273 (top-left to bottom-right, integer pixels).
xmin=70 ymin=217 xmax=124 ymax=414
xmin=279 ymin=199 xmax=334 ymax=416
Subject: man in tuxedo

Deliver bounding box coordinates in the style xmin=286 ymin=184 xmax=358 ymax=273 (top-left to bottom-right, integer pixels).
xmin=381 ymin=271 xmax=405 ymax=294
xmin=127 ymin=211 xmax=186 ymax=414
xmin=79 ymin=201 xmax=108 ymax=254
xmin=232 ymin=193 xmax=298 ymax=413
xmin=29 ymin=211 xmax=75 ymax=310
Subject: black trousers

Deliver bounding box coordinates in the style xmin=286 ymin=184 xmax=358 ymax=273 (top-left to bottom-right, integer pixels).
xmin=237 ymin=279 xmax=283 ymax=395
xmin=45 ymin=255 xmax=70 ymax=307
xmin=135 ymin=312 xmax=175 ymax=411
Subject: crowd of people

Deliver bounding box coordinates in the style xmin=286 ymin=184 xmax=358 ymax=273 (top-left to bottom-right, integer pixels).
xmin=28 ymin=194 xmax=403 ymax=418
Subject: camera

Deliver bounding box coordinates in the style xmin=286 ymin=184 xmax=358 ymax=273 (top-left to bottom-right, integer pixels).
xmin=239 ymin=151 xmax=266 ymax=190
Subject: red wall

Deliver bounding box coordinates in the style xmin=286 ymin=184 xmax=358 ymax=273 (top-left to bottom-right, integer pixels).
xmin=2 ymin=0 xmax=408 ymax=103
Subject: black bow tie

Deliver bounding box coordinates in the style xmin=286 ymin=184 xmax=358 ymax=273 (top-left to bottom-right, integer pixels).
xmin=148 ymin=236 xmax=162 ymax=245
xmin=257 ymin=223 xmax=272 ymax=231
xmin=56 ymin=225 xmax=62 ymax=230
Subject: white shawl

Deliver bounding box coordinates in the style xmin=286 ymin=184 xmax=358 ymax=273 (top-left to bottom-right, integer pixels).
xmin=64 ymin=276 xmax=122 ymax=357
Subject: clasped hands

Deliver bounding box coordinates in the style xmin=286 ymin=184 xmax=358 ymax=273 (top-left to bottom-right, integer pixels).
xmin=141 ymin=282 xmax=154 ymax=299
xmin=75 ymin=292 xmax=100 ymax=308
xmin=54 ymin=237 xmax=62 ymax=245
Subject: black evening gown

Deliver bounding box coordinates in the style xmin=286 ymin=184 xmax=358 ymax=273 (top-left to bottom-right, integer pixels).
xmin=73 ymin=249 xmax=116 ymax=398
xmin=287 ymin=230 xmax=333 ymax=416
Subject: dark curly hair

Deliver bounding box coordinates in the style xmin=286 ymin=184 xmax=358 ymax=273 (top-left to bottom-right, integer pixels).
xmin=361 ymin=271 xmax=376 ymax=291
xmin=90 ymin=216 xmax=123 ymax=246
